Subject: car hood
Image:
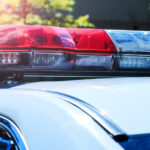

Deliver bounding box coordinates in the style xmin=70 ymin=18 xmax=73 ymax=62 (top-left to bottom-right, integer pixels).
xmin=12 ymin=77 xmax=150 ymax=135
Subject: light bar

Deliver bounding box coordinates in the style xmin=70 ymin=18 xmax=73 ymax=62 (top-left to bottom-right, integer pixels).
xmin=0 ymin=26 xmax=150 ymax=76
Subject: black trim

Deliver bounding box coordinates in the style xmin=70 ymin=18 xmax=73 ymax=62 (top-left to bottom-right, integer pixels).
xmin=1 ymin=69 xmax=150 ymax=77
xmin=113 ymin=134 xmax=129 ymax=142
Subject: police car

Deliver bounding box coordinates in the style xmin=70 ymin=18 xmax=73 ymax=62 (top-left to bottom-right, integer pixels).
xmin=0 ymin=25 xmax=150 ymax=150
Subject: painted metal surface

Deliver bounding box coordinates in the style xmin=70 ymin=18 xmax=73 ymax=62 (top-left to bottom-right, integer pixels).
xmin=0 ymin=88 xmax=123 ymax=150
xmin=41 ymin=90 xmax=127 ymax=137
xmin=13 ymin=77 xmax=150 ymax=135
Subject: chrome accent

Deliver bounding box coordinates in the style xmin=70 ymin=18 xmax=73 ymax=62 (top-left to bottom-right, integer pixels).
xmin=0 ymin=115 xmax=29 ymax=150
xmin=44 ymin=90 xmax=127 ymax=138
xmin=10 ymin=87 xmax=128 ymax=141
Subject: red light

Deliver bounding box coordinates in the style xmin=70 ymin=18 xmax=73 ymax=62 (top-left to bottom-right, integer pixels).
xmin=0 ymin=26 xmax=117 ymax=70
xmin=66 ymin=28 xmax=117 ymax=55
xmin=0 ymin=25 xmax=30 ymax=50
xmin=66 ymin=28 xmax=117 ymax=70
xmin=21 ymin=26 xmax=76 ymax=51
xmin=0 ymin=26 xmax=116 ymax=55
xmin=0 ymin=26 xmax=76 ymax=53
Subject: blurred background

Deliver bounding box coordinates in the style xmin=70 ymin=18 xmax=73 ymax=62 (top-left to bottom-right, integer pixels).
xmin=0 ymin=0 xmax=150 ymax=30
xmin=74 ymin=0 xmax=150 ymax=30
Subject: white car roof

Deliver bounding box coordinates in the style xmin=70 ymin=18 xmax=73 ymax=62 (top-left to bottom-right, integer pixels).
xmin=12 ymin=77 xmax=150 ymax=135
xmin=0 ymin=87 xmax=123 ymax=150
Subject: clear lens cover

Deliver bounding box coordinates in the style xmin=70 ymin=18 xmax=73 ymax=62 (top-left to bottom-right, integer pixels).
xmin=75 ymin=54 xmax=115 ymax=70
xmin=117 ymin=55 xmax=150 ymax=69
xmin=31 ymin=52 xmax=72 ymax=69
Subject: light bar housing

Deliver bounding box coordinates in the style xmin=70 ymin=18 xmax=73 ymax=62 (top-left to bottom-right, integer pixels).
xmin=0 ymin=26 xmax=150 ymax=77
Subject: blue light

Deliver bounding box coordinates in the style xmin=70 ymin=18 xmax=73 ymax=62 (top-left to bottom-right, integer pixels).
xmin=131 ymin=32 xmax=150 ymax=42
xmin=110 ymin=32 xmax=134 ymax=44
xmin=106 ymin=30 xmax=150 ymax=52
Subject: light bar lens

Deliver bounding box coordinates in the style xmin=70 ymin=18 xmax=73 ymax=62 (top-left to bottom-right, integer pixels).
xmin=0 ymin=52 xmax=20 ymax=65
xmin=0 ymin=26 xmax=76 ymax=50
xmin=106 ymin=30 xmax=150 ymax=52
xmin=1 ymin=27 xmax=150 ymax=74
xmin=67 ymin=28 xmax=117 ymax=53
xmin=75 ymin=55 xmax=114 ymax=70
xmin=31 ymin=52 xmax=72 ymax=69
xmin=118 ymin=55 xmax=150 ymax=69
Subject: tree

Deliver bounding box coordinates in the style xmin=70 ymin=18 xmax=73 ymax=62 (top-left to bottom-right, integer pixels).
xmin=0 ymin=0 xmax=95 ymax=27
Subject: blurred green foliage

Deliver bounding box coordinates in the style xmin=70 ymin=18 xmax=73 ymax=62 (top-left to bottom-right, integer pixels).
xmin=0 ymin=0 xmax=95 ymax=27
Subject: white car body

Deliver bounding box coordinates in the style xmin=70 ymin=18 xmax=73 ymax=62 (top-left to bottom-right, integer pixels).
xmin=0 ymin=77 xmax=150 ymax=149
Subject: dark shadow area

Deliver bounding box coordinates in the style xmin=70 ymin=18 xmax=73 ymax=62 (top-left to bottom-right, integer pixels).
xmin=74 ymin=0 xmax=150 ymax=30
